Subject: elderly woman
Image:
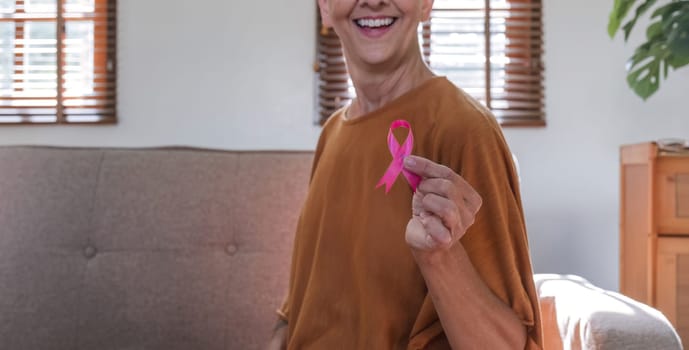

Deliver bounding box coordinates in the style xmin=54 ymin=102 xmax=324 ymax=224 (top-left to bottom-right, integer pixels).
xmin=268 ymin=0 xmax=542 ymax=349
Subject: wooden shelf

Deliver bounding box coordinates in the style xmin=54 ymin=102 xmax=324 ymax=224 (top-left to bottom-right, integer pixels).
xmin=621 ymin=142 xmax=689 ymax=345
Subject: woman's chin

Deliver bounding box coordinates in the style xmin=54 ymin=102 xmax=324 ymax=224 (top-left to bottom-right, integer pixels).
xmin=356 ymin=54 xmax=397 ymax=69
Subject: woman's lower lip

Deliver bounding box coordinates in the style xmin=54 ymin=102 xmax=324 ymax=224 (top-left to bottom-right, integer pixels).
xmin=357 ymin=25 xmax=393 ymax=39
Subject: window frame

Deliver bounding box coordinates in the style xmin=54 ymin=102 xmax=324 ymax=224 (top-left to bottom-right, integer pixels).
xmin=314 ymin=0 xmax=545 ymax=127
xmin=0 ymin=0 xmax=117 ymax=125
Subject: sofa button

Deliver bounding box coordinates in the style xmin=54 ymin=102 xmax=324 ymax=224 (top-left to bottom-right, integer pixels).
xmin=226 ymin=244 xmax=238 ymax=255
xmin=83 ymin=245 xmax=97 ymax=258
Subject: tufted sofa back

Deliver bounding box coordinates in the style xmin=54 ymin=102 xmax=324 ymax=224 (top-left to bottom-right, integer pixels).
xmin=0 ymin=146 xmax=313 ymax=350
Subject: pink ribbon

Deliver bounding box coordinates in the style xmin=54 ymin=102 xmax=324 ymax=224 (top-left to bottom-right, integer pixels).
xmin=376 ymin=119 xmax=421 ymax=194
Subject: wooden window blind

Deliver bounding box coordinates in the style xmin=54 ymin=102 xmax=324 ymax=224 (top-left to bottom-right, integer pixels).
xmin=315 ymin=0 xmax=544 ymax=126
xmin=0 ymin=0 xmax=116 ymax=125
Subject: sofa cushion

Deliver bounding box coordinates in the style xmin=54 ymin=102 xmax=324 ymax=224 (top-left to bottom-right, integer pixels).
xmin=534 ymin=274 xmax=683 ymax=350
xmin=0 ymin=147 xmax=102 ymax=349
xmin=0 ymin=146 xmax=313 ymax=350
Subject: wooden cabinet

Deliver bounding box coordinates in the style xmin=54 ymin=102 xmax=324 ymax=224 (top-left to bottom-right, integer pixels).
xmin=621 ymin=142 xmax=689 ymax=344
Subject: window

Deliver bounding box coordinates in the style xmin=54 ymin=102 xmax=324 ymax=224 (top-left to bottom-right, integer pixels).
xmin=0 ymin=0 xmax=116 ymax=124
xmin=315 ymin=0 xmax=544 ymax=127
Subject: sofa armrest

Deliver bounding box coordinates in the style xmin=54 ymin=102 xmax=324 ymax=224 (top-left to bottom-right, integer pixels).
xmin=534 ymin=274 xmax=683 ymax=350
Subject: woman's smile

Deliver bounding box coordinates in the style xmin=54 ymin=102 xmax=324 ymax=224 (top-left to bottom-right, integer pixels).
xmin=353 ymin=16 xmax=398 ymax=39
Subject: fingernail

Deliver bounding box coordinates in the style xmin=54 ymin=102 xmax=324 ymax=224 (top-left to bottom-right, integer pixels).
xmin=404 ymin=157 xmax=415 ymax=167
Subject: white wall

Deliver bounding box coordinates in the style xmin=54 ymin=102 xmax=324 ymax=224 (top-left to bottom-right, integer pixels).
xmin=1 ymin=0 xmax=688 ymax=291
xmin=0 ymin=0 xmax=322 ymax=149
xmin=504 ymin=1 xmax=689 ymax=291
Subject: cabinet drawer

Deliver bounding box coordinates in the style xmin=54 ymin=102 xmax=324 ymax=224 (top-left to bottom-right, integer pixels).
xmin=656 ymin=237 xmax=689 ymax=345
xmin=655 ymin=158 xmax=689 ymax=234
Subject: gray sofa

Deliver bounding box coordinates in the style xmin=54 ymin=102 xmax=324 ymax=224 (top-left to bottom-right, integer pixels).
xmin=0 ymin=146 xmax=683 ymax=350
xmin=0 ymin=146 xmax=312 ymax=350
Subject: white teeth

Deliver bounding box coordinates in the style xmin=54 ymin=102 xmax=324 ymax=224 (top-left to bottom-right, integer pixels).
xmin=356 ymin=17 xmax=394 ymax=28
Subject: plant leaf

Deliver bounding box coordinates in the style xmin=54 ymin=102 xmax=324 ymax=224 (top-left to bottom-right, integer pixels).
xmin=616 ymin=0 xmax=689 ymax=99
xmin=622 ymin=0 xmax=659 ymax=41
xmin=626 ymin=41 xmax=667 ymax=99
xmin=663 ymin=57 xmax=669 ymax=79
xmin=666 ymin=8 xmax=689 ymax=58
xmin=651 ymin=1 xmax=686 ymax=21
xmin=646 ymin=20 xmax=664 ymax=40
xmin=627 ymin=61 xmax=660 ymax=100
xmin=609 ymin=0 xmax=640 ymax=38
xmin=667 ymin=53 xmax=689 ymax=68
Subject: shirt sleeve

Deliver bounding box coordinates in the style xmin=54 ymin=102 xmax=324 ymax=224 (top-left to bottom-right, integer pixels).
xmin=408 ymin=114 xmax=543 ymax=349
xmin=276 ymin=297 xmax=289 ymax=322
xmin=455 ymin=119 xmax=542 ymax=348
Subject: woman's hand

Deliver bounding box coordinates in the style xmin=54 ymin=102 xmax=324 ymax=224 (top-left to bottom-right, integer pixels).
xmin=403 ymin=155 xmax=482 ymax=255
xmin=265 ymin=319 xmax=288 ymax=350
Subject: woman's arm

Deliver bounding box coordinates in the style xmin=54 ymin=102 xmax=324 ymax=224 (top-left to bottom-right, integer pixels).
xmin=404 ymin=155 xmax=527 ymax=349
xmin=411 ymin=233 xmax=526 ymax=349
xmin=265 ymin=319 xmax=288 ymax=350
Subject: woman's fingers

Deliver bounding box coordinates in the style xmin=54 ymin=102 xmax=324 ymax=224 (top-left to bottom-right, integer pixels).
xmin=417 ymin=178 xmax=456 ymax=201
xmin=404 ymin=155 xmax=483 ymax=251
xmin=420 ymin=193 xmax=459 ymax=233
xmin=420 ymin=214 xmax=452 ymax=246
xmin=406 ymin=216 xmax=430 ymax=249
xmin=404 ymin=155 xmax=457 ymax=181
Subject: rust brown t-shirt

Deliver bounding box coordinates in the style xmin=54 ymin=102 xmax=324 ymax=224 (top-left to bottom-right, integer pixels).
xmin=279 ymin=77 xmax=542 ymax=350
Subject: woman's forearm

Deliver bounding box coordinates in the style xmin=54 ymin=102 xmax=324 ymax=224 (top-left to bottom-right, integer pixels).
xmin=265 ymin=319 xmax=288 ymax=350
xmin=414 ymin=245 xmax=527 ymax=349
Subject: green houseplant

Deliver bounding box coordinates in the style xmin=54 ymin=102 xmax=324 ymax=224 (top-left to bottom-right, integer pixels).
xmin=608 ymin=0 xmax=689 ymax=99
